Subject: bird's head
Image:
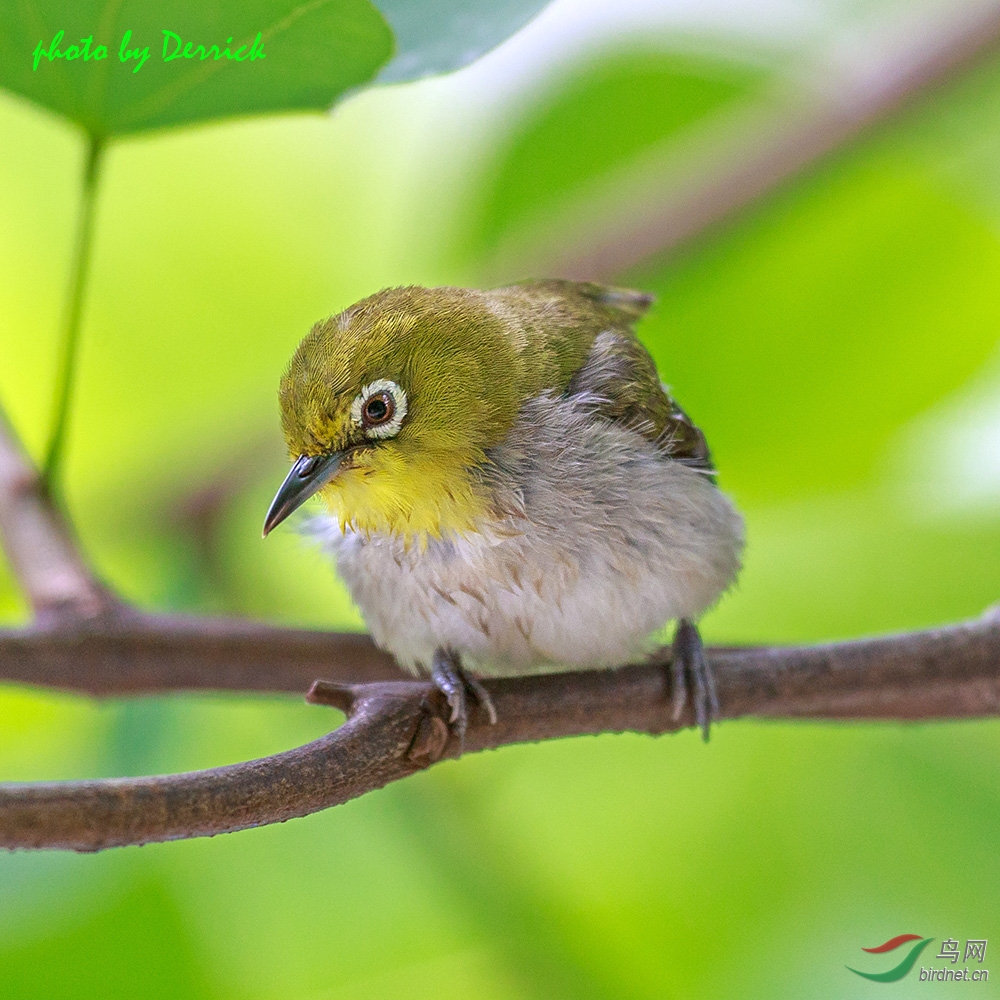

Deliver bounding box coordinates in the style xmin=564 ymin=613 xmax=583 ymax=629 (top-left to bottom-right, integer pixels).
xmin=263 ymin=286 xmax=529 ymax=540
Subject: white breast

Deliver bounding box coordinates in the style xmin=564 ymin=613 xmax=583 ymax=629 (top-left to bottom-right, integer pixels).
xmin=312 ymin=394 xmax=744 ymax=677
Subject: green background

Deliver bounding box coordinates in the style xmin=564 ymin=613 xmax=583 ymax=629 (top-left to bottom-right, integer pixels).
xmin=1 ymin=1 xmax=998 ymax=996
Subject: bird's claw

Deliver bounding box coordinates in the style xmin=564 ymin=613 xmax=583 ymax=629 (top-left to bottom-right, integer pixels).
xmin=430 ymin=648 xmax=497 ymax=750
xmin=670 ymin=619 xmax=719 ymax=742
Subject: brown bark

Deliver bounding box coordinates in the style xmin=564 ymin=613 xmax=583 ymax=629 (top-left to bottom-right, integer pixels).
xmin=1 ymin=609 xmax=997 ymax=851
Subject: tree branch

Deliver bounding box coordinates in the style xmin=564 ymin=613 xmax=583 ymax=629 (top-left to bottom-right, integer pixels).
xmin=2 ymin=607 xmax=998 ymax=851
xmin=0 ymin=614 xmax=403 ymax=695
xmin=0 ymin=403 xmax=121 ymax=626
xmin=502 ymin=0 xmax=1000 ymax=281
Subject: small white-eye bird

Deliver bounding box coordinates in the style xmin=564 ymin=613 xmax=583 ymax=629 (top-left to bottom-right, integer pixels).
xmin=264 ymin=281 xmax=743 ymax=740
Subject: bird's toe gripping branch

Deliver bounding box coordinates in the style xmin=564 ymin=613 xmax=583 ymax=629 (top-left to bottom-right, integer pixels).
xmin=671 ymin=619 xmax=720 ymax=742
xmin=430 ymin=647 xmax=497 ymax=749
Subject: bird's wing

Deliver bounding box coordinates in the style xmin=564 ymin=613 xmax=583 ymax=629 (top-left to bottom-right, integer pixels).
xmin=565 ymin=327 xmax=715 ymax=474
xmin=505 ymin=280 xmax=715 ymax=473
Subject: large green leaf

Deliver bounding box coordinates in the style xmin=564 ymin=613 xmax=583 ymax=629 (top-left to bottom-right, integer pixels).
xmin=374 ymin=0 xmax=550 ymax=83
xmin=0 ymin=0 xmax=393 ymax=138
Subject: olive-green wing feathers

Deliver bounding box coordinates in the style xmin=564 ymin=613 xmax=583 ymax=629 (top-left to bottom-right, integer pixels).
xmin=504 ymin=279 xmax=714 ymax=473
xmin=564 ymin=317 xmax=715 ymax=474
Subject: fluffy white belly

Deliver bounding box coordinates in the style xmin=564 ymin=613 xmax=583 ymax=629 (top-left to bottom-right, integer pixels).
xmin=314 ymin=396 xmax=743 ymax=676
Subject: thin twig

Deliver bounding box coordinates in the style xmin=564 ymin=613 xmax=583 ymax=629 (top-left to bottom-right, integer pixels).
xmin=0 ymin=403 xmax=120 ymax=625
xmin=1 ymin=608 xmax=997 ymax=851
xmin=499 ymin=0 xmax=1000 ymax=281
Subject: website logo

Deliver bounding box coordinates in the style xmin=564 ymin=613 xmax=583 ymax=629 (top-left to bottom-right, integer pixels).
xmin=847 ymin=935 xmax=934 ymax=982
xmin=847 ymin=935 xmax=989 ymax=983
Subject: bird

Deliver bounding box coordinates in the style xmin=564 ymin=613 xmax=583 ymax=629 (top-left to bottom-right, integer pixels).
xmin=263 ymin=280 xmax=744 ymax=742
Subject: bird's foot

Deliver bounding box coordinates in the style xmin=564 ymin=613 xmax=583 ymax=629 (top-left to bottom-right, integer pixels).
xmin=430 ymin=648 xmax=497 ymax=750
xmin=670 ymin=619 xmax=719 ymax=743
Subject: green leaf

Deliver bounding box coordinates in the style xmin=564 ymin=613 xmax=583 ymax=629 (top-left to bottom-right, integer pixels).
xmin=373 ymin=0 xmax=551 ymax=83
xmin=0 ymin=0 xmax=394 ymax=138
xmin=464 ymin=49 xmax=767 ymax=257
xmin=634 ymin=155 xmax=1000 ymax=504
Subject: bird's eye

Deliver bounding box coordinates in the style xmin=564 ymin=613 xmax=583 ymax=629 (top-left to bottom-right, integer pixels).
xmin=362 ymin=393 xmax=393 ymax=427
xmin=350 ymin=379 xmax=408 ymax=439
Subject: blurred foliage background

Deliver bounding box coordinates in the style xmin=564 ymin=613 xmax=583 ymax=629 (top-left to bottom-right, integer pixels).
xmin=1 ymin=0 xmax=999 ymax=996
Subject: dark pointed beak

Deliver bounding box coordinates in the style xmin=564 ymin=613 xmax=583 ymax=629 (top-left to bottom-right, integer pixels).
xmin=262 ymin=451 xmax=346 ymax=537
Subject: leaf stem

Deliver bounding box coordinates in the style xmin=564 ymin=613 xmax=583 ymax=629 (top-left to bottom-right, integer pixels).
xmin=42 ymin=134 xmax=104 ymax=493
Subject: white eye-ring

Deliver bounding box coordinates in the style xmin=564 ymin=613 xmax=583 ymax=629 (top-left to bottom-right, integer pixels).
xmin=350 ymin=379 xmax=407 ymax=439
